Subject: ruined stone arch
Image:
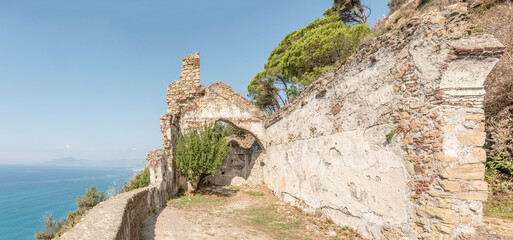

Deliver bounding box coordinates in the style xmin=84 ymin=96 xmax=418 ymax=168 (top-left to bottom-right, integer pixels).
xmin=202 ymin=118 xmax=265 ymax=186
xmin=159 ymin=53 xmax=267 ymax=191
xmin=214 ymin=118 xmax=264 ymax=147
xmin=178 ymin=81 xmax=266 ymax=144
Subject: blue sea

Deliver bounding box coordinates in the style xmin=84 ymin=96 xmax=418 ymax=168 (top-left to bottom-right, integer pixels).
xmin=0 ymin=165 xmax=136 ymax=240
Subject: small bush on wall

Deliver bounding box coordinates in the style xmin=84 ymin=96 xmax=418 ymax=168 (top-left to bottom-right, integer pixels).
xmin=123 ymin=168 xmax=151 ymax=192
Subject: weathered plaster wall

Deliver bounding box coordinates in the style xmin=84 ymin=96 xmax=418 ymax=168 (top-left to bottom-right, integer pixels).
xmin=205 ymin=134 xmax=264 ymax=186
xmin=262 ymin=3 xmax=504 ymax=239
xmin=59 ymin=151 xmax=169 ymax=240
xmin=264 ymin=52 xmax=413 ymax=239
xmin=155 ymin=4 xmax=504 ymax=238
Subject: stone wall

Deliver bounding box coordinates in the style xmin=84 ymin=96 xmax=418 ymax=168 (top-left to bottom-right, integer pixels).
xmin=154 ymin=3 xmax=504 ymax=238
xmin=53 ymin=2 xmax=507 ymax=238
xmin=58 ymin=151 xmax=169 ymax=240
xmin=262 ymin=3 xmax=504 ymax=239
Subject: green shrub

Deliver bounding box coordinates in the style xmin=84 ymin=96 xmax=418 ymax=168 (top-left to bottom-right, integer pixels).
xmin=486 ymin=152 xmax=513 ymax=178
xmin=123 ymin=168 xmax=151 ymax=192
xmin=222 ymin=123 xmax=247 ymax=137
xmin=35 ymin=186 xmax=106 ymax=239
xmin=386 ymin=129 xmax=396 ymax=143
xmin=245 ymin=191 xmax=264 ymax=197
xmin=175 ymin=123 xmax=230 ymax=192
xmin=65 ymin=185 xmax=106 ymax=228
xmin=34 ymin=213 xmax=65 ymax=240
xmin=76 ymin=186 xmax=106 ymax=211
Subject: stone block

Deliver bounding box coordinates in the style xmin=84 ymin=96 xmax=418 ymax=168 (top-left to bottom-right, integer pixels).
xmin=434 ymin=223 xmax=453 ymax=234
xmin=436 ymin=198 xmax=452 ymax=208
xmin=439 ymin=180 xmax=460 ymax=192
xmin=439 ymin=125 xmax=455 ymax=133
xmin=444 ymin=153 xmax=458 ymax=162
xmin=464 ymin=114 xmax=485 ymax=120
xmin=470 ymin=180 xmax=488 ymax=191
xmin=455 ymin=192 xmax=488 ymax=201
xmin=457 ymin=132 xmax=486 ymax=146
xmin=467 ymin=148 xmax=486 ymax=163
xmin=461 ymin=215 xmax=472 ymax=224
xmin=413 ymin=224 xmax=424 ymax=234
xmin=439 ymin=164 xmax=485 ymax=180
xmin=402 ymin=137 xmax=413 ymax=146
xmin=429 ymin=232 xmax=451 ymax=240
xmin=417 ymin=206 xmax=459 ymax=224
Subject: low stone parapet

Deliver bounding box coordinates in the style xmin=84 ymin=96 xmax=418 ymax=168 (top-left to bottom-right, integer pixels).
xmin=58 ymin=182 xmax=168 ymax=240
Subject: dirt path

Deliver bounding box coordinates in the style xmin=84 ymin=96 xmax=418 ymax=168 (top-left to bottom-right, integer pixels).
xmin=142 ymin=186 xmax=513 ymax=240
xmin=464 ymin=216 xmax=513 ymax=240
xmin=142 ymin=186 xmax=361 ymax=240
xmin=483 ymin=217 xmax=513 ymax=238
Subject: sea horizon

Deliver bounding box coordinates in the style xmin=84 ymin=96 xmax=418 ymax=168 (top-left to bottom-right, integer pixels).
xmin=0 ymin=164 xmax=136 ymax=240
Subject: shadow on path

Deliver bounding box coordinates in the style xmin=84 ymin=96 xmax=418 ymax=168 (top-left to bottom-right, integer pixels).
xmin=141 ymin=206 xmax=165 ymax=240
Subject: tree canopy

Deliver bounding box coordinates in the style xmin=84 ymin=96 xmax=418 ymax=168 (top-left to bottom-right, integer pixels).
xmin=324 ymin=0 xmax=371 ymax=25
xmin=247 ymin=12 xmax=370 ymax=113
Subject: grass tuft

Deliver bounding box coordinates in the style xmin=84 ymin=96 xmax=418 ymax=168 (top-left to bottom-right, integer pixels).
xmin=167 ymin=195 xmax=223 ymax=209
xmin=245 ymin=191 xmax=264 ymax=197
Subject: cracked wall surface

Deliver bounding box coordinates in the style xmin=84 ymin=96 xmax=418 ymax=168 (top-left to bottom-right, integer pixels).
xmin=261 ymin=3 xmax=503 ymax=239
xmin=57 ymin=3 xmax=505 ymax=239
xmin=204 ymin=134 xmax=264 ymax=186
xmin=157 ymin=4 xmax=503 ymax=238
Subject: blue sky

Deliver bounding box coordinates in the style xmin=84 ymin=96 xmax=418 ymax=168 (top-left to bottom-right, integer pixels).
xmin=0 ymin=0 xmax=389 ymax=164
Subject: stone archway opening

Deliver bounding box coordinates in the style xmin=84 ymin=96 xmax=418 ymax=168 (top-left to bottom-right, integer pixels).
xmin=202 ymin=119 xmax=265 ymax=186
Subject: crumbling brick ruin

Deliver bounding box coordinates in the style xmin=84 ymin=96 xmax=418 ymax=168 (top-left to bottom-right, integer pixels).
xmin=156 ymin=4 xmax=505 ymax=239
xmin=159 ymin=53 xmax=267 ymax=193
xmin=58 ymin=3 xmax=506 ymax=240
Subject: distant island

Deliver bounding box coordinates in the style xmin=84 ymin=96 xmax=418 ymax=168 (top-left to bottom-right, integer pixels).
xmin=41 ymin=157 xmax=145 ymax=169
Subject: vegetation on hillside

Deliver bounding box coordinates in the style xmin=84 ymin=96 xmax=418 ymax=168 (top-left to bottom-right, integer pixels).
xmin=470 ymin=0 xmax=513 ymax=219
xmin=35 ymin=186 xmax=106 ymax=240
xmin=247 ymin=1 xmax=370 ymax=113
xmin=175 ymin=123 xmax=230 ymax=193
xmin=123 ymin=168 xmax=151 ymax=192
xmin=34 ymin=213 xmax=64 ymax=240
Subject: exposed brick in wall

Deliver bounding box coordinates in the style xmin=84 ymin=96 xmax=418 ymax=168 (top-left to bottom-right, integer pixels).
xmin=59 ymin=3 xmax=505 ymax=239
xmin=261 ymin=3 xmax=504 ymax=239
